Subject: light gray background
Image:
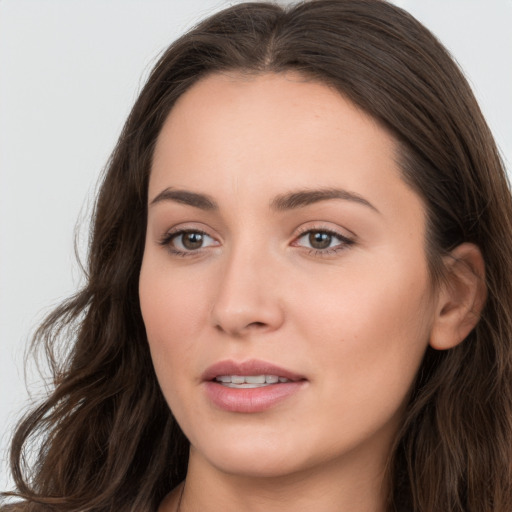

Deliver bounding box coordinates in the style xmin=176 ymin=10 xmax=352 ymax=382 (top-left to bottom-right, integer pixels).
xmin=1 ymin=0 xmax=511 ymax=492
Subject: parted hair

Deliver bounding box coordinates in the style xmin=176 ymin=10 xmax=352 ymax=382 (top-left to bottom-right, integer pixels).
xmin=3 ymin=1 xmax=512 ymax=511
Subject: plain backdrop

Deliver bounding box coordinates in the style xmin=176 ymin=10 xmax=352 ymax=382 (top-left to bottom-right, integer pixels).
xmin=1 ymin=0 xmax=511 ymax=492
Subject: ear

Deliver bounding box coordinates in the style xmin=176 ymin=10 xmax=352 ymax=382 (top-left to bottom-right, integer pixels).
xmin=429 ymin=243 xmax=487 ymax=351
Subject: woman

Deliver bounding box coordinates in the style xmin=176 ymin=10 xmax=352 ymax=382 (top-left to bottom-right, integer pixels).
xmin=2 ymin=1 xmax=512 ymax=511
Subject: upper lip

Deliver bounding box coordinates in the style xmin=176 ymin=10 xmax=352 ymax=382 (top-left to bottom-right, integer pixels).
xmin=202 ymin=359 xmax=306 ymax=382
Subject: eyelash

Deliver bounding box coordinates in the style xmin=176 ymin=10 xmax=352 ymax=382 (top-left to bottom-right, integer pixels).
xmin=293 ymin=226 xmax=355 ymax=256
xmin=158 ymin=229 xmax=216 ymax=258
xmin=158 ymin=227 xmax=355 ymax=258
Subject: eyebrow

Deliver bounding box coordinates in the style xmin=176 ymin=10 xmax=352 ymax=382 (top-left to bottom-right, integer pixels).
xmin=270 ymin=188 xmax=379 ymax=213
xmin=149 ymin=186 xmax=379 ymax=214
xmin=149 ymin=188 xmax=218 ymax=210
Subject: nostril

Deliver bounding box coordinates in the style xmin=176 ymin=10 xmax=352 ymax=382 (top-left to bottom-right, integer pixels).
xmin=248 ymin=321 xmax=266 ymax=329
xmin=214 ymin=320 xmax=268 ymax=334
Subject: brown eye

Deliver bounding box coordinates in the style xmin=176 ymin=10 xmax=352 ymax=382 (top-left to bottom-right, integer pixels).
xmin=308 ymin=231 xmax=332 ymax=249
xmin=169 ymin=230 xmax=217 ymax=252
xmin=293 ymin=228 xmax=353 ymax=254
xmin=180 ymin=232 xmax=204 ymax=250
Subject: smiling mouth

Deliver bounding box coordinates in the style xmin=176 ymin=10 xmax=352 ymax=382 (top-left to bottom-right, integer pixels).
xmin=204 ymin=362 xmax=306 ymax=412
xmin=214 ymin=375 xmax=292 ymax=388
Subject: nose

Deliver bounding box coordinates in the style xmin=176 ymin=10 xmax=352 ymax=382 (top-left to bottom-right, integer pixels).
xmin=211 ymin=244 xmax=285 ymax=337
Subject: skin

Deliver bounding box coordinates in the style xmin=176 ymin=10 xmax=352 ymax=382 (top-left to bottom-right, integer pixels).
xmin=139 ymin=71 xmax=472 ymax=512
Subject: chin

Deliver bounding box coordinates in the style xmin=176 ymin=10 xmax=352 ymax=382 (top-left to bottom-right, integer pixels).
xmin=190 ymin=427 xmax=314 ymax=478
xmin=204 ymin=447 xmax=308 ymax=479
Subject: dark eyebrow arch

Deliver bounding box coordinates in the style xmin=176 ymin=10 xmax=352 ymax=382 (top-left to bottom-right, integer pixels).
xmin=149 ymin=188 xmax=218 ymax=210
xmin=270 ymin=187 xmax=379 ymax=213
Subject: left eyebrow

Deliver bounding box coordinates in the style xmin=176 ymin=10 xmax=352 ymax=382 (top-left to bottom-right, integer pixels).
xmin=270 ymin=187 xmax=380 ymax=213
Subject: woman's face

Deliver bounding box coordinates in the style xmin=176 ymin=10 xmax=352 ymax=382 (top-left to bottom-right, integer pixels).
xmin=139 ymin=72 xmax=437 ymax=480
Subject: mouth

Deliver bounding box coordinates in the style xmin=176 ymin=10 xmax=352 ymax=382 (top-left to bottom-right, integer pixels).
xmin=202 ymin=359 xmax=307 ymax=413
xmin=213 ymin=374 xmax=293 ymax=388
xmin=202 ymin=359 xmax=305 ymax=385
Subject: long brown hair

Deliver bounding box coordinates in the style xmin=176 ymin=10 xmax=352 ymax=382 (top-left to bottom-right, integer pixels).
xmin=3 ymin=1 xmax=512 ymax=510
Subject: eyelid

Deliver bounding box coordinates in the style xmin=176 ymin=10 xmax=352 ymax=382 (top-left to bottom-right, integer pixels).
xmin=174 ymin=231 xmax=217 ymax=250
xmin=294 ymin=222 xmax=355 ymax=241
xmin=156 ymin=222 xmax=355 ymax=257
xmin=158 ymin=224 xmax=221 ymax=257
xmin=158 ymin=222 xmax=220 ymax=242
xmin=291 ymin=224 xmax=356 ymax=253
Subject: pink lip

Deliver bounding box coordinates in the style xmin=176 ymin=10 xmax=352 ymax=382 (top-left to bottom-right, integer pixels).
xmin=202 ymin=359 xmax=305 ymax=382
xmin=202 ymin=359 xmax=307 ymax=413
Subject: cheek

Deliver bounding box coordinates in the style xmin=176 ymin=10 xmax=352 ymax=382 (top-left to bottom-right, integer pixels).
xmin=138 ymin=252 xmax=212 ymax=387
xmin=292 ymin=256 xmax=434 ymax=405
xmin=140 ymin=249 xmax=211 ymax=336
xmin=139 ymin=256 xmax=213 ymax=428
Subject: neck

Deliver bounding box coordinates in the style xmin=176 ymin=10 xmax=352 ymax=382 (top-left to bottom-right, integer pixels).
xmin=166 ymin=446 xmax=389 ymax=512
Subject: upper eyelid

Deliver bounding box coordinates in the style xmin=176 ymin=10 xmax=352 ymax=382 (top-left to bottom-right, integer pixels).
xmin=159 ymin=229 xmax=219 ymax=257
xmin=293 ymin=229 xmax=353 ymax=245
xmin=164 ymin=228 xmax=218 ymax=243
xmin=162 ymin=223 xmax=219 ymax=239
xmin=294 ymin=223 xmax=355 ymax=239
xmin=157 ymin=223 xmax=356 ymax=246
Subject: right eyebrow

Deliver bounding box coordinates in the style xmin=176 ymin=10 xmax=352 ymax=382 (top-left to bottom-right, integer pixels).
xmin=149 ymin=188 xmax=218 ymax=210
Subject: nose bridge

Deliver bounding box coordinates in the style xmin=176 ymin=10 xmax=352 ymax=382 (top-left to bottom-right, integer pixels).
xmin=211 ymin=233 xmax=284 ymax=336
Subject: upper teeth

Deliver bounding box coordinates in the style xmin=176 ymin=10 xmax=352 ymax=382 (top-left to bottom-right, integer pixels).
xmin=215 ymin=375 xmax=290 ymax=385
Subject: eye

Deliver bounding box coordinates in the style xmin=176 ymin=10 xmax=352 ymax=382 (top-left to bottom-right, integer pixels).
xmin=294 ymin=229 xmax=353 ymax=253
xmin=161 ymin=229 xmax=218 ymax=254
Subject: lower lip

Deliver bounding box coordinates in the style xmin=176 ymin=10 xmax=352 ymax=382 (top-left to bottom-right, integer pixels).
xmin=203 ymin=381 xmax=306 ymax=413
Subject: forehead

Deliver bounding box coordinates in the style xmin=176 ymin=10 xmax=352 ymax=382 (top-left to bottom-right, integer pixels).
xmin=150 ymin=71 xmax=423 ymax=224
xmin=153 ymin=71 xmax=388 ymax=160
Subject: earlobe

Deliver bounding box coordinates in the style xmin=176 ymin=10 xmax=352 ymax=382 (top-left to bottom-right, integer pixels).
xmin=429 ymin=243 xmax=487 ymax=351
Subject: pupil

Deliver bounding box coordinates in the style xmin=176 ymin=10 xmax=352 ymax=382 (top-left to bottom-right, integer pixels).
xmin=182 ymin=232 xmax=203 ymax=250
xmin=309 ymin=231 xmax=331 ymax=249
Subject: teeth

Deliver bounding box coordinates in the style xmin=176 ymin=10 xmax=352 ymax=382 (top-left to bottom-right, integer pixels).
xmin=223 ymin=383 xmax=271 ymax=388
xmin=245 ymin=375 xmax=266 ymax=384
xmin=214 ymin=374 xmax=291 ymax=386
